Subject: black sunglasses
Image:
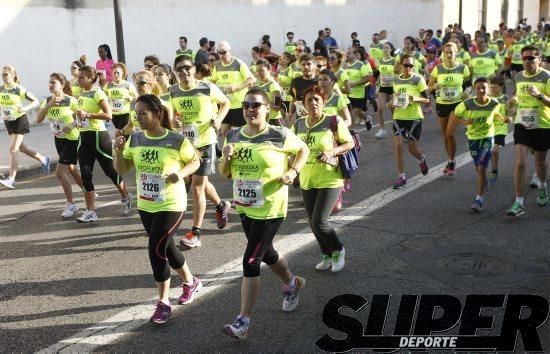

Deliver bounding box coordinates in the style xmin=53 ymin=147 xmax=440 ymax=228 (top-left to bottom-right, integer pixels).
xmin=137 ymin=80 xmax=149 ymax=85
xmin=218 ymin=50 xmax=228 ymax=55
xmin=242 ymin=101 xmax=266 ymax=110
xmin=144 ymin=64 xmax=154 ymax=69
xmin=175 ymin=65 xmax=194 ymax=72
xmin=403 ymin=63 xmax=415 ymax=68
xmin=316 ymin=64 xmax=325 ymax=68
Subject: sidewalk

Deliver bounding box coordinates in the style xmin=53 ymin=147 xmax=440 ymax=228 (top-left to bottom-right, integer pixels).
xmin=0 ymin=123 xmax=59 ymax=180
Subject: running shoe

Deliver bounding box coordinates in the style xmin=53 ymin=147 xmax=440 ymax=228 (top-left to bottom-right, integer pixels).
xmin=418 ymin=155 xmax=429 ymax=176
xmin=332 ymin=201 xmax=342 ymax=212
xmin=215 ymin=200 xmax=231 ymax=229
xmin=489 ymin=170 xmax=498 ymax=184
xmin=537 ymin=186 xmax=548 ymax=206
xmin=529 ymin=173 xmax=540 ymax=189
xmin=315 ymin=254 xmax=332 ymax=271
xmin=0 ymin=177 xmax=15 ymax=189
xmin=392 ymin=176 xmax=406 ymax=190
xmin=180 ymin=230 xmax=202 ymax=249
xmin=365 ymin=116 xmax=373 ymax=131
xmin=150 ymin=301 xmax=171 ymax=324
xmin=446 ymin=160 xmax=456 ymax=176
xmin=470 ymin=199 xmax=483 ymax=213
xmin=120 ymin=193 xmax=133 ymax=215
xmin=331 ymin=248 xmax=346 ymax=273
xmin=223 ymin=316 xmax=249 ymax=339
xmin=443 ymin=161 xmax=451 ymax=174
xmin=42 ymin=156 xmax=51 ymax=175
xmin=374 ymin=129 xmax=387 ymax=139
xmin=76 ymin=209 xmax=98 ymax=223
xmin=282 ymin=276 xmax=305 ymax=312
xmin=61 ymin=202 xmax=78 ymax=218
xmin=178 ymin=276 xmax=203 ymax=304
xmin=506 ymin=202 xmax=525 ymax=217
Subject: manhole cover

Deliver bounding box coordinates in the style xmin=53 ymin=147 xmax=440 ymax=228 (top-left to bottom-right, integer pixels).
xmin=435 ymin=253 xmax=514 ymax=277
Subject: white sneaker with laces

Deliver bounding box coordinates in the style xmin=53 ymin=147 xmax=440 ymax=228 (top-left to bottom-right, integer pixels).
xmin=61 ymin=202 xmax=79 ymax=218
xmin=315 ymin=254 xmax=332 ymax=271
xmin=0 ymin=177 xmax=15 ymax=189
xmin=76 ymin=209 xmax=98 ymax=223
xmin=282 ymin=276 xmax=305 ymax=312
xmin=331 ymin=248 xmax=346 ymax=272
xmin=120 ymin=193 xmax=133 ymax=215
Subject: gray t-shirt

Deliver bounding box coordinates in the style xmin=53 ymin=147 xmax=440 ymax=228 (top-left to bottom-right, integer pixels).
xmin=195 ymin=49 xmax=209 ymax=65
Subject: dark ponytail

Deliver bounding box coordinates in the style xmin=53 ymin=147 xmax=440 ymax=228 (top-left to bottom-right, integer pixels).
xmin=136 ymin=94 xmax=173 ymax=130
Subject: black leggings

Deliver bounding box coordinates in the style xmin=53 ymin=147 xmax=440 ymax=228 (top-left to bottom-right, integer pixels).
xmin=240 ymin=214 xmax=283 ymax=277
xmin=301 ymin=188 xmax=343 ymax=256
xmin=78 ymin=130 xmax=123 ymax=192
xmin=139 ymin=210 xmax=186 ymax=282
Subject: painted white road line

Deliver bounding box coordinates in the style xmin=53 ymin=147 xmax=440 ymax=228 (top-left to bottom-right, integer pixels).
xmin=39 ymin=133 xmax=513 ymax=353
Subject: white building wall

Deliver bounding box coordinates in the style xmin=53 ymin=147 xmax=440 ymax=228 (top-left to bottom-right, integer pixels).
xmin=523 ymin=0 xmax=541 ymax=26
xmin=0 ymin=0 xmax=446 ymax=97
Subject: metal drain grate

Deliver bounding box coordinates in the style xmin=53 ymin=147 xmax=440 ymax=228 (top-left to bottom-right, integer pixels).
xmin=435 ymin=253 xmax=514 ymax=277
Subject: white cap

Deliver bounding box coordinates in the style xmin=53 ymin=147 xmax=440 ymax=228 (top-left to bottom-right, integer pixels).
xmin=218 ymin=41 xmax=231 ymax=51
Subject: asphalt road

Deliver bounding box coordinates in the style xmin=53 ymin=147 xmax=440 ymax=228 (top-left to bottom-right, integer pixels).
xmin=0 ymin=109 xmax=549 ymax=353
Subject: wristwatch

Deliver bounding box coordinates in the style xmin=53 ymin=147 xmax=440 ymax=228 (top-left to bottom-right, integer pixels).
xmin=537 ymin=93 xmax=545 ymax=101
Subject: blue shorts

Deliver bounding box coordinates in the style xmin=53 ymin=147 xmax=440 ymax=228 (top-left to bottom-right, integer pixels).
xmin=468 ymin=137 xmax=493 ymax=168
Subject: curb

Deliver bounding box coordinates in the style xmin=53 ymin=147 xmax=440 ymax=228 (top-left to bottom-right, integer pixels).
xmin=0 ymin=158 xmax=59 ymax=181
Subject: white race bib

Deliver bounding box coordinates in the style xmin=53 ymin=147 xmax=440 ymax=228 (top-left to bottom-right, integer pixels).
xmin=181 ymin=124 xmax=198 ymax=144
xmin=49 ymin=121 xmax=66 ymax=137
xmin=76 ymin=116 xmax=89 ymax=129
xmin=518 ymin=108 xmax=539 ymax=129
xmin=440 ymin=86 xmax=460 ymax=101
xmin=233 ymin=179 xmax=264 ymax=208
xmin=2 ymin=106 xmax=16 ymax=121
xmin=111 ymin=99 xmax=125 ymax=112
xmin=392 ymin=92 xmax=410 ymax=109
xmin=139 ymin=172 xmax=166 ymax=202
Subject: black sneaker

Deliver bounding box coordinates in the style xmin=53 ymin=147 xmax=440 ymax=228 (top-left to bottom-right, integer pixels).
xmin=365 ymin=116 xmax=373 ymax=131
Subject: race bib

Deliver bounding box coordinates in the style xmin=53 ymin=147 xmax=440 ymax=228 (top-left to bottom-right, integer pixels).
xmin=380 ymin=74 xmax=394 ymax=87
xmin=2 ymin=106 xmax=16 ymax=121
xmin=518 ymin=108 xmax=539 ymax=129
xmin=49 ymin=121 xmax=66 ymax=137
xmin=139 ymin=172 xmax=166 ymax=202
xmin=441 ymin=86 xmax=460 ymax=101
xmin=392 ymin=92 xmax=410 ymax=109
xmin=76 ymin=116 xmax=89 ymax=129
xmin=111 ymin=99 xmax=125 ymax=112
xmin=181 ymin=124 xmax=198 ymax=144
xmin=233 ymin=179 xmax=264 ymax=208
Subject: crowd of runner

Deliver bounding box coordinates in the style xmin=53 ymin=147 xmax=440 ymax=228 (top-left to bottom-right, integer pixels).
xmin=1 ymin=20 xmax=549 ymax=338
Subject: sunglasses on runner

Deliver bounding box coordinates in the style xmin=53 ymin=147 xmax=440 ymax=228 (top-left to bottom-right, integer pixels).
xmin=136 ymin=80 xmax=149 ymax=85
xmin=218 ymin=50 xmax=228 ymax=55
xmin=402 ymin=63 xmax=415 ymax=68
xmin=316 ymin=64 xmax=325 ymax=68
xmin=1 ymin=73 xmax=9 ymax=77
xmin=70 ymin=66 xmax=79 ymax=70
xmin=175 ymin=65 xmax=194 ymax=72
xmin=329 ymin=56 xmax=337 ymax=61
xmin=522 ymin=55 xmax=537 ymax=61
xmin=242 ymin=101 xmax=266 ymax=110
xmin=144 ymin=64 xmax=154 ymax=69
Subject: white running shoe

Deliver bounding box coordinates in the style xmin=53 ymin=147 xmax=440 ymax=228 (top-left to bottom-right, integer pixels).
xmin=76 ymin=209 xmax=98 ymax=223
xmin=374 ymin=129 xmax=387 ymax=139
xmin=0 ymin=178 xmax=15 ymax=189
xmin=223 ymin=316 xmax=249 ymax=339
xmin=120 ymin=193 xmax=133 ymax=215
xmin=180 ymin=231 xmax=202 ymax=249
xmin=61 ymin=202 xmax=79 ymax=218
xmin=282 ymin=276 xmax=305 ymax=312
xmin=315 ymin=254 xmax=332 ymax=271
xmin=332 ymin=248 xmax=346 ymax=272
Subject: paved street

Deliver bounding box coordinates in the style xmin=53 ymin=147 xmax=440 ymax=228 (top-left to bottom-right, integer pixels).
xmin=0 ymin=115 xmax=549 ymax=352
